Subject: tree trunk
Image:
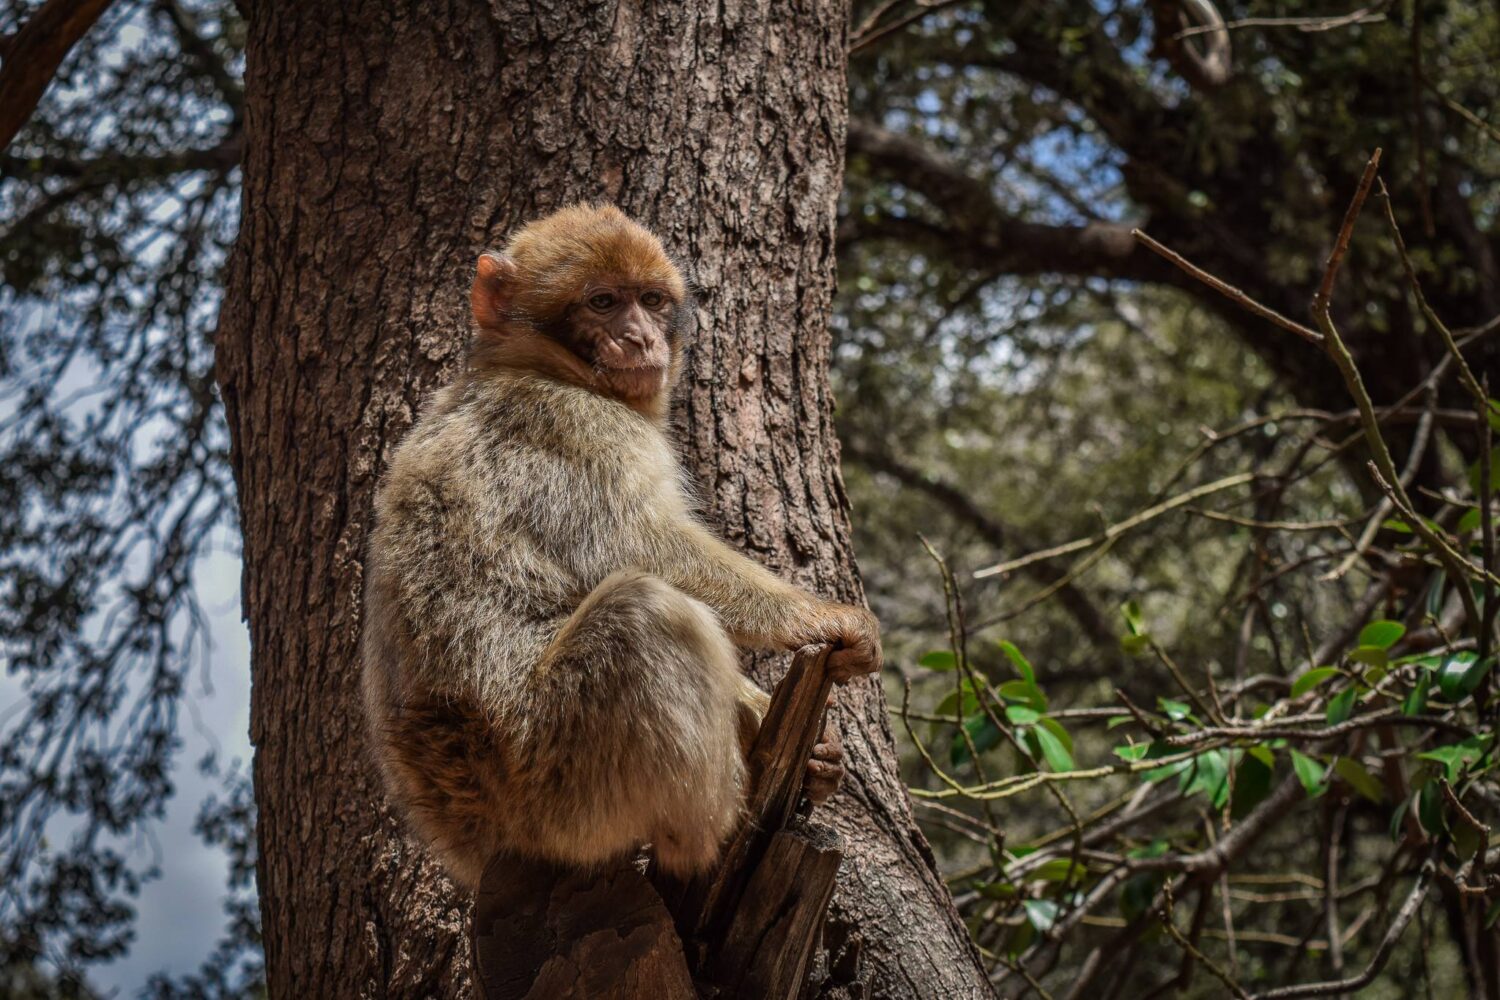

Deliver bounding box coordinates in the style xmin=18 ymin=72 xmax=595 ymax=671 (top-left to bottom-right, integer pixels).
xmin=216 ymin=1 xmax=991 ymax=997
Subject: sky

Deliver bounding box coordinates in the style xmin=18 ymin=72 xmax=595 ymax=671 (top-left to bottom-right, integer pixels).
xmin=0 ymin=5 xmax=254 ymax=988
xmin=99 ymin=546 xmax=253 ymax=995
xmin=0 ymin=539 xmax=252 ymax=996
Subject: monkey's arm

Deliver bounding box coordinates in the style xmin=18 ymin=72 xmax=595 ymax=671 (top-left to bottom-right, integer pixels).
xmin=656 ymin=523 xmax=881 ymax=681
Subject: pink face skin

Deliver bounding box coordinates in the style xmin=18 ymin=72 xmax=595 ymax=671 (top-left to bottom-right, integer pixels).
xmin=565 ymin=282 xmax=677 ymax=402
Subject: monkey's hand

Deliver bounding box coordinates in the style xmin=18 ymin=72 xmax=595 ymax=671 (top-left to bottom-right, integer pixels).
xmin=808 ymin=603 xmax=883 ymax=684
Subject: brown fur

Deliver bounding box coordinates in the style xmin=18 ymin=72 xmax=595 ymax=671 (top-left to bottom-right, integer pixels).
xmin=362 ymin=204 xmax=879 ymax=889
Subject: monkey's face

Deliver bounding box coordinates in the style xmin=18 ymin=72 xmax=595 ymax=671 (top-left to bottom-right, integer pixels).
xmin=558 ymin=281 xmax=679 ymax=403
xmin=470 ymin=205 xmax=693 ymax=414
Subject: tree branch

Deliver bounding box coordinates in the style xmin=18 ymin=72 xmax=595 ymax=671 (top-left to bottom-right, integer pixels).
xmin=0 ymin=0 xmax=117 ymax=153
xmin=2 ymin=133 xmax=242 ymax=182
xmin=841 ymin=439 xmax=1118 ymax=655
xmin=844 ymin=120 xmax=1165 ymax=282
xmin=1247 ymin=850 xmax=1437 ymax=1000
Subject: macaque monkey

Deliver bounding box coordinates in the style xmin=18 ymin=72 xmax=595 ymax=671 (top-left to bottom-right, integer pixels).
xmin=361 ymin=204 xmax=882 ymax=889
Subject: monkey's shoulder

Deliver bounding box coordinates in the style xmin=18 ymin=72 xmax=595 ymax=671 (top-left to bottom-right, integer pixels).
xmin=378 ymin=374 xmax=682 ymax=526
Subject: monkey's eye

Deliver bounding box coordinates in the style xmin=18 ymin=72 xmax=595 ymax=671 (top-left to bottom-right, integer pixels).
xmin=640 ymin=290 xmax=665 ymax=309
xmin=588 ymin=292 xmax=616 ymax=311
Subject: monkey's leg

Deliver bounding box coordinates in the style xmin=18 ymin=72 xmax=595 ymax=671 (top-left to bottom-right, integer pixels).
xmin=517 ymin=569 xmax=748 ymax=877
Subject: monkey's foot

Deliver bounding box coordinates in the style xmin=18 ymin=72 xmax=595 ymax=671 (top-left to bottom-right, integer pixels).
xmin=804 ymin=726 xmax=845 ymax=805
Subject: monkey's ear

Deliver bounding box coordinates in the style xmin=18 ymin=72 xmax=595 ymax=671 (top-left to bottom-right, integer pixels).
xmin=471 ymin=252 xmax=518 ymax=332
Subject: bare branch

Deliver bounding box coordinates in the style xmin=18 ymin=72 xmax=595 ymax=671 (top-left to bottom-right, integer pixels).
xmin=1132 ymin=229 xmax=1323 ymax=344
xmin=1247 ymin=852 xmax=1437 ymax=1000
xmin=0 ymin=0 xmax=116 ymax=153
xmin=973 ymin=473 xmax=1256 ymax=579
xmin=842 ymin=440 xmax=1117 ymax=653
xmin=846 ymin=120 xmax=1165 ymax=283
xmin=1150 ymin=0 xmax=1233 ymax=89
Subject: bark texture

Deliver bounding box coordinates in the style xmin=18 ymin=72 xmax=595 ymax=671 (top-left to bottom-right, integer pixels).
xmin=217 ymin=1 xmax=990 ymax=996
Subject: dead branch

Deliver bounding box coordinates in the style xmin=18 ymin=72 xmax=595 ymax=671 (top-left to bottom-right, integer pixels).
xmin=0 ymin=0 xmax=116 ymax=154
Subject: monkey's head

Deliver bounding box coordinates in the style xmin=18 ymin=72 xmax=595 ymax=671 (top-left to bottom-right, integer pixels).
xmin=470 ymin=204 xmax=691 ymax=416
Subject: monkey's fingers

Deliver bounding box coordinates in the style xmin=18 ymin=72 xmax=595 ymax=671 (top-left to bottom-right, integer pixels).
xmin=827 ymin=640 xmax=882 ymax=683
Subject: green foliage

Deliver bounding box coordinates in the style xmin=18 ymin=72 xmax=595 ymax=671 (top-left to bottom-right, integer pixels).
xmin=862 ymin=0 xmax=1500 ymax=980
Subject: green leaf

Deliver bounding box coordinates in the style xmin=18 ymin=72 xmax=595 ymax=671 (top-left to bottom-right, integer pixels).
xmin=1467 ymin=446 xmax=1500 ymax=497
xmin=997 ymin=641 xmax=1047 ymax=711
xmin=1180 ymin=749 xmax=1229 ymax=805
xmin=1402 ymin=670 xmax=1432 ymax=716
xmin=1437 ymin=653 xmax=1494 ymax=703
xmin=1381 ymin=518 xmax=1412 ymax=534
xmin=998 ymin=679 xmax=1047 ymax=713
xmin=1121 ymin=634 xmax=1152 ymax=657
xmin=1417 ymin=780 xmax=1446 ymax=835
xmin=1358 ymin=620 xmax=1405 ymax=650
xmin=1349 ymin=646 xmax=1388 ymax=668
xmin=1023 ymin=899 xmax=1060 ymax=933
xmin=1418 ymin=736 xmax=1492 ymax=782
xmin=933 ymin=679 xmax=979 ymax=719
xmin=998 ymin=640 xmax=1036 ymax=685
xmin=1032 ymin=859 xmax=1085 ymax=883
xmin=1127 ymin=838 xmax=1172 ymax=860
xmin=1290 ymin=749 xmax=1327 ymax=796
xmin=1332 ymin=757 xmax=1384 ymax=803
xmin=1326 ymin=687 xmax=1357 ymax=725
xmin=1005 ymin=920 xmax=1035 ymax=956
xmin=1231 ymin=748 xmax=1275 ymax=818
xmin=1458 ymin=508 xmax=1483 ymax=534
xmin=1105 ymin=715 xmax=1133 ymax=729
xmin=1246 ymin=744 xmax=1275 ymax=768
xmin=1291 ymin=667 xmax=1339 ymax=699
xmin=919 ymin=650 xmax=957 ymax=672
xmin=1456 ymin=820 xmax=1484 ymax=860
xmin=1034 ymin=722 xmax=1075 ymax=772
xmin=1119 ymin=872 xmax=1164 ymax=922
xmin=1424 ymin=571 xmax=1447 ymax=618
xmin=972 ymin=880 xmax=1018 ymax=901
xmin=951 ymin=715 xmax=1002 ymax=766
xmin=1121 ymin=600 xmax=1144 ymax=635
xmin=1145 ymin=756 xmax=1194 ymax=784
xmin=1118 ymin=741 xmax=1185 ymax=783
xmin=1006 ymin=705 xmax=1041 ymax=726
xmin=1037 ymin=716 xmax=1074 ymax=756
xmin=1157 ymin=697 xmax=1191 ymax=721
xmin=1388 ymin=796 xmax=1410 ymax=841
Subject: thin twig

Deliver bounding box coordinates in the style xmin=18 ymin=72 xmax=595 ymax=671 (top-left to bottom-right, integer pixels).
xmin=1174 ymin=5 xmax=1388 ymax=38
xmin=1159 ymin=884 xmax=1251 ymax=999
xmin=1132 ymin=230 xmax=1323 ymax=344
xmin=974 ymin=473 xmax=1256 ymax=578
xmin=1247 ymin=851 xmax=1437 ymax=999
xmin=849 ymin=0 xmax=964 ymax=53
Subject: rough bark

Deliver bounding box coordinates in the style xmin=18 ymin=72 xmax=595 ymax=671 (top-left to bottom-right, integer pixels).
xmin=472 ymin=857 xmax=696 ymax=1000
xmin=217 ymin=0 xmax=990 ymax=998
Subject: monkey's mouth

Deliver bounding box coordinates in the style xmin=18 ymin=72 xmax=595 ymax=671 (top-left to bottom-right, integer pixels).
xmin=593 ymin=360 xmax=668 ymax=400
xmin=596 ymin=361 xmax=666 ymax=373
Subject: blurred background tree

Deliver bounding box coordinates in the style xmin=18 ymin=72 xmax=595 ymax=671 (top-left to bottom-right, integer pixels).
xmin=1 ymin=0 xmax=1496 ymax=995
